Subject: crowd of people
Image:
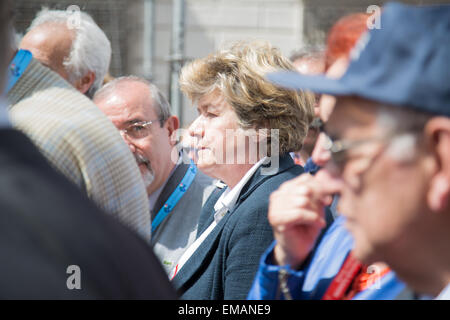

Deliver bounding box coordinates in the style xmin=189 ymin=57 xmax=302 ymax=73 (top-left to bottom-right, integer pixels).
xmin=0 ymin=0 xmax=449 ymax=300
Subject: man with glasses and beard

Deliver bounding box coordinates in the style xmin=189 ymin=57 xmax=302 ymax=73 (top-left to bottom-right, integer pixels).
xmin=94 ymin=76 xmax=215 ymax=275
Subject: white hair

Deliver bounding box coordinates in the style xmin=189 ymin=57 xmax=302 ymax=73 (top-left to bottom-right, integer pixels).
xmin=28 ymin=8 xmax=111 ymax=97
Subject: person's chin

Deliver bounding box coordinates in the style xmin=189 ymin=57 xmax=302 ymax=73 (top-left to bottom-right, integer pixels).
xmin=345 ymin=221 xmax=371 ymax=262
xmin=196 ymin=149 xmax=216 ymax=166
xmin=350 ymin=233 xmax=378 ymax=264
xmin=351 ymin=243 xmax=368 ymax=262
xmin=140 ymin=167 xmax=155 ymax=189
xmin=196 ymin=155 xmax=219 ymax=177
xmin=196 ymin=158 xmax=216 ymax=172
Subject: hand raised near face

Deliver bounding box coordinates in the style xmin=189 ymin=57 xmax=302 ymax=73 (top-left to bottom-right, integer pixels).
xmin=268 ymin=170 xmax=342 ymax=268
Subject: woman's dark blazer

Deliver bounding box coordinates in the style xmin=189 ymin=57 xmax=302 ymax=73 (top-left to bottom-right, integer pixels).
xmin=172 ymin=154 xmax=304 ymax=300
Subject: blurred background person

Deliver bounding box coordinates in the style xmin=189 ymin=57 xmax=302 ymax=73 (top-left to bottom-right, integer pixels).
xmin=311 ymin=12 xmax=371 ymax=170
xmin=0 ymin=0 xmax=176 ymax=299
xmin=289 ymin=45 xmax=325 ymax=166
xmin=290 ymin=45 xmax=326 ymax=77
xmin=20 ymin=8 xmax=110 ymax=98
xmin=7 ymin=12 xmax=150 ymax=239
xmin=171 ymin=41 xmax=316 ymax=299
xmin=94 ymin=76 xmax=215 ymax=274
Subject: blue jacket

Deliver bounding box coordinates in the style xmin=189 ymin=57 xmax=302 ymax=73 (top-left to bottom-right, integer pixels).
xmin=247 ymin=216 xmax=406 ymax=300
xmin=172 ymin=155 xmax=304 ymax=299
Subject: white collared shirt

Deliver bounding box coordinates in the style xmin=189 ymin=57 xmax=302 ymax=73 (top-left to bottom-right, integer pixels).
xmin=212 ymin=157 xmax=268 ymax=224
xmin=436 ymin=283 xmax=450 ymax=300
xmin=170 ymin=157 xmax=268 ymax=279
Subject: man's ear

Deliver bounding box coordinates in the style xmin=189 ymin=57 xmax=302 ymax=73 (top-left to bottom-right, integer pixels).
xmin=424 ymin=117 xmax=450 ymax=212
xmin=164 ymin=115 xmax=180 ymax=146
xmin=75 ymin=71 xmax=96 ymax=95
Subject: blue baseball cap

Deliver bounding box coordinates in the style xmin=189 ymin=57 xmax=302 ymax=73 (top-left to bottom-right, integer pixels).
xmin=268 ymin=2 xmax=450 ymax=117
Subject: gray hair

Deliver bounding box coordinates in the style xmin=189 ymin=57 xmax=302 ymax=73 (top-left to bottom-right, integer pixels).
xmin=28 ymin=8 xmax=111 ymax=98
xmin=93 ymin=76 xmax=172 ymax=126
xmin=376 ymin=104 xmax=431 ymax=162
xmin=289 ymin=44 xmax=326 ymax=62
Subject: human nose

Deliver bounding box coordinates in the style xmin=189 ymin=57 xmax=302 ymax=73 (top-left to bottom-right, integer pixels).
xmin=188 ymin=116 xmax=205 ymax=140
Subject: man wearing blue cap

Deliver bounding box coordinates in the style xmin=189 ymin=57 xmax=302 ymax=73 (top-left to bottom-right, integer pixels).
xmin=249 ymin=2 xmax=450 ymax=299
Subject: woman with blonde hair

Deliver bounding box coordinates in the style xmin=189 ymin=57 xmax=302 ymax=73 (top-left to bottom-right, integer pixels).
xmin=171 ymin=41 xmax=315 ymax=299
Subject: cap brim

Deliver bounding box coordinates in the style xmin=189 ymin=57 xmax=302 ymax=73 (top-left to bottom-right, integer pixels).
xmin=266 ymin=71 xmax=353 ymax=96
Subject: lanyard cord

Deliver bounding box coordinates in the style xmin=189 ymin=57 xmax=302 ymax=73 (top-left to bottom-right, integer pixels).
xmin=322 ymin=252 xmax=363 ymax=300
xmin=6 ymin=50 xmax=32 ymax=94
xmin=151 ymin=161 xmax=198 ymax=234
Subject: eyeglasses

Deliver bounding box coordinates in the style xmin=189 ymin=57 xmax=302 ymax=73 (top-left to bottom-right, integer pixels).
xmin=322 ymin=133 xmax=395 ymax=174
xmin=120 ymin=120 xmax=159 ymax=140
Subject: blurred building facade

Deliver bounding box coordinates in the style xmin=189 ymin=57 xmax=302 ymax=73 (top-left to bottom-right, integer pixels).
xmin=13 ymin=0 xmax=450 ymax=126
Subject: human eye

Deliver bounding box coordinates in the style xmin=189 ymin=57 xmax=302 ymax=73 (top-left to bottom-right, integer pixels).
xmin=126 ymin=123 xmax=151 ymax=139
xmin=197 ymin=103 xmax=218 ymax=119
xmin=131 ymin=124 xmax=145 ymax=132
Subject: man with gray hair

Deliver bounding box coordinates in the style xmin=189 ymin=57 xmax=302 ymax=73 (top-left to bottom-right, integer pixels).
xmin=290 ymin=45 xmax=326 ymax=77
xmin=94 ymin=77 xmax=215 ymax=274
xmin=20 ymin=8 xmax=110 ymax=98
xmin=7 ymin=9 xmax=150 ymax=240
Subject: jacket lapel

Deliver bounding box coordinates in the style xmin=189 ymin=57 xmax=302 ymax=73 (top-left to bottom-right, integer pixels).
xmin=171 ymin=154 xmax=298 ymax=292
xmin=196 ymin=186 xmax=227 ymax=235
xmin=171 ymin=208 xmax=232 ymax=291
xmin=237 ymin=154 xmax=299 ymax=205
xmin=152 ymin=162 xmax=189 ymax=220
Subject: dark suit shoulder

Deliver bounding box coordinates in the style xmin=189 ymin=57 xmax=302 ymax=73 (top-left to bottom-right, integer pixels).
xmin=0 ymin=129 xmax=176 ymax=299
